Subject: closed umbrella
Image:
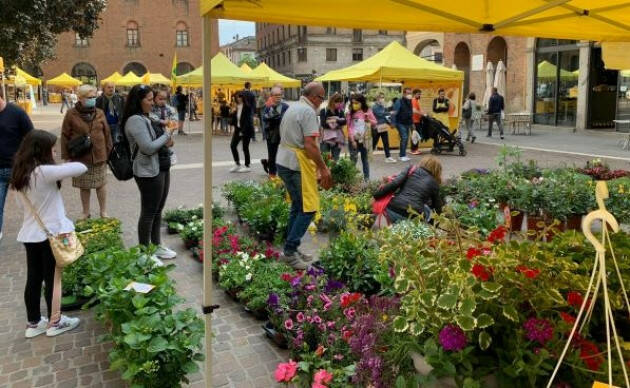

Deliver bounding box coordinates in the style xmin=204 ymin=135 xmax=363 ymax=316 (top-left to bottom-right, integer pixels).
xmin=493 ymin=60 xmax=507 ymax=98
xmin=482 ymin=61 xmax=495 ymax=109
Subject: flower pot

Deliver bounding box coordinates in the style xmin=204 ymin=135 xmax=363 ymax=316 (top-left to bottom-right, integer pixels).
xmin=410 ymin=351 xmax=498 ymax=388
xmin=511 ymin=211 xmax=525 ymax=232
xmin=244 ymin=306 xmax=268 ymax=321
xmin=184 ymin=239 xmax=198 ymax=250
xmin=262 ymin=321 xmax=288 ymax=349
xmin=256 ymin=230 xmax=275 ymax=242
xmin=503 ymin=206 xmax=524 ymax=232
xmin=61 ymin=295 xmax=92 ymax=312
xmin=225 ymin=287 xmax=242 ymax=302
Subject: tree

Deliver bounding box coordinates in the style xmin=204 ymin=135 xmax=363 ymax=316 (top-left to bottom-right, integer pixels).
xmin=238 ymin=54 xmax=259 ymax=70
xmin=0 ymin=0 xmax=107 ymax=68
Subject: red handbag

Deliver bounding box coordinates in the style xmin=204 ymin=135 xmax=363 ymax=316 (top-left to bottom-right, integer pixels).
xmin=372 ymin=166 xmax=417 ymax=215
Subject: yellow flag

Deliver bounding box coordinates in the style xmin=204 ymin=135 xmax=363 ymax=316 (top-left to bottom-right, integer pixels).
xmin=171 ymin=53 xmax=177 ymax=92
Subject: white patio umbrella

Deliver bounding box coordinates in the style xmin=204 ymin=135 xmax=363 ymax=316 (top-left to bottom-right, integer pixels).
xmin=451 ymin=64 xmax=458 ymax=70
xmin=494 ymin=60 xmax=507 ymax=99
xmin=482 ymin=61 xmax=495 ymax=109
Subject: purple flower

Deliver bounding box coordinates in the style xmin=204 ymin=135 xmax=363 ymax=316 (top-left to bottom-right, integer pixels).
xmin=343 ymin=307 xmax=356 ymax=320
xmin=324 ymin=279 xmax=345 ymax=293
xmin=328 ymin=333 xmax=337 ymax=345
xmin=307 ymin=266 xmax=324 ymax=277
xmin=296 ymin=312 xmax=305 ymax=323
xmin=267 ymin=293 xmax=279 ymax=307
xmin=523 ymin=317 xmax=554 ymax=345
xmin=290 ymin=275 xmax=302 ymax=288
xmin=318 ymin=323 xmax=326 ymax=331
xmin=439 ymin=324 xmax=468 ymax=352
xmin=307 ymin=295 xmax=314 ymax=307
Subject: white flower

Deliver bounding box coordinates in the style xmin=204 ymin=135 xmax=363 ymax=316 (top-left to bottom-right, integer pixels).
xmin=239 ymin=261 xmax=245 ymax=267
xmin=245 ymin=273 xmax=252 ymax=281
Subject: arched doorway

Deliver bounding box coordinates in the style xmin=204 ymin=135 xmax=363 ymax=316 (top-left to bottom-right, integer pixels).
xmin=175 ymin=62 xmax=195 ymax=75
xmin=454 ymin=42 xmax=471 ymax=98
xmin=122 ymin=62 xmax=147 ymax=76
xmin=487 ymin=37 xmax=508 ymax=67
xmin=72 ymin=62 xmax=97 ymax=85
xmin=414 ymin=39 xmax=442 ymax=64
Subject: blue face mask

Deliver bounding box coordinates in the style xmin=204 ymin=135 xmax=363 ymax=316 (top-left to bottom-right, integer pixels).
xmin=84 ymin=97 xmax=96 ymax=108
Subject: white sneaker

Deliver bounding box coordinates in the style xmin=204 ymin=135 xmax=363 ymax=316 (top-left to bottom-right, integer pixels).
xmin=238 ymin=166 xmax=251 ymax=173
xmin=25 ymin=317 xmax=48 ymax=338
xmin=46 ymin=315 xmax=79 ymax=337
xmin=399 ymin=156 xmax=411 ymax=162
xmin=230 ymin=165 xmax=241 ymax=173
xmin=149 ymin=255 xmax=165 ymax=267
xmin=155 ymin=246 xmax=177 ymax=260
xmin=385 ymin=157 xmax=397 ymax=163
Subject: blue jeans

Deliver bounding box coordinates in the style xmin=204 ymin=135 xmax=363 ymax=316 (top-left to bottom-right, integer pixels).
xmin=348 ymin=141 xmax=369 ymax=180
xmin=320 ymin=142 xmax=341 ymax=161
xmin=278 ymin=165 xmax=315 ymax=255
xmin=396 ymin=123 xmax=411 ymax=157
xmin=0 ymin=168 xmax=11 ymax=233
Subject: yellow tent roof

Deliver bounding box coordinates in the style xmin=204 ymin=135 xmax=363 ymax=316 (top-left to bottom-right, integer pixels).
xmin=201 ymin=1 xmax=630 ymax=42
xmin=47 ymin=72 xmax=82 ymax=88
xmin=115 ymin=71 xmax=144 ymax=87
xmin=536 ymin=60 xmax=576 ymax=80
xmin=250 ymin=63 xmax=301 ymax=88
xmin=240 ymin=63 xmax=252 ymax=72
xmin=8 ymin=75 xmax=27 ymax=88
xmin=142 ymin=72 xmax=173 ymax=86
xmin=14 ymin=67 xmax=41 ymax=86
xmin=100 ymin=72 xmax=122 ymax=85
xmin=176 ymin=53 xmax=264 ymax=87
xmin=621 ymin=70 xmax=630 ymax=78
xmin=316 ymin=41 xmax=463 ymax=83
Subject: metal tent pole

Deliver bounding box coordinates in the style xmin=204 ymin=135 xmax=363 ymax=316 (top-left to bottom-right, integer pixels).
xmin=202 ymin=14 xmax=214 ymax=388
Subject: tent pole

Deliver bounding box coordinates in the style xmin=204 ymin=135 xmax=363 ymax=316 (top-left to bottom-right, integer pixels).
xmin=202 ymin=14 xmax=214 ymax=388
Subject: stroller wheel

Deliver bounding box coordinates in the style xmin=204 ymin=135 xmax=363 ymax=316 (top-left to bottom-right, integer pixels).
xmin=431 ymin=147 xmax=441 ymax=155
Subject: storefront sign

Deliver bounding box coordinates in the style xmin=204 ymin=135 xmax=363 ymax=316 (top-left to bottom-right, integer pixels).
xmin=472 ymin=54 xmax=484 ymax=71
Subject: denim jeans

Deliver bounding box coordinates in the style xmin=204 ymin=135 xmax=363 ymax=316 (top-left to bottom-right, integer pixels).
xmin=0 ymin=168 xmax=11 ymax=233
xmin=278 ymin=165 xmax=315 ymax=255
xmin=488 ymin=114 xmax=504 ymax=136
xmin=348 ymin=141 xmax=369 ymax=180
xmin=320 ymin=142 xmax=341 ymax=161
xmin=396 ymin=123 xmax=410 ymax=157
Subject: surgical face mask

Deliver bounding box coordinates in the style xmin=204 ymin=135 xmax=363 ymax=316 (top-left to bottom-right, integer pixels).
xmin=84 ymin=97 xmax=96 ymax=108
xmin=405 ymin=94 xmax=413 ymax=100
xmin=352 ymin=103 xmax=361 ymax=111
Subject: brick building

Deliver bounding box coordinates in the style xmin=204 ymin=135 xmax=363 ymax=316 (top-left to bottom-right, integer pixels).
xmin=41 ymin=0 xmax=219 ymax=85
xmin=256 ymin=24 xmax=405 ymax=96
xmin=221 ymin=36 xmax=257 ymax=65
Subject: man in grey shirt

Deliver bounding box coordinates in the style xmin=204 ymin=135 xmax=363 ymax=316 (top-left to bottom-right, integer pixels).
xmin=277 ymin=82 xmax=332 ymax=269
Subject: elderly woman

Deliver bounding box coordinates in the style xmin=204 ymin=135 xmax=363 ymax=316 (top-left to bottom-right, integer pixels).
xmin=61 ymin=84 xmax=112 ymax=219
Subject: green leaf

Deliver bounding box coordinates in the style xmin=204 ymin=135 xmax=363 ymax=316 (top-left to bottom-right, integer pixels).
xmin=459 ymin=297 xmax=476 ymax=316
xmin=393 ymin=316 xmax=409 ymax=333
xmin=475 ymin=313 xmax=495 ymax=329
xmin=480 ymin=282 xmax=502 ymax=293
xmin=123 ymin=332 xmax=151 ymax=348
xmin=420 ymin=293 xmax=436 ymax=307
xmin=463 ymin=377 xmax=482 ymax=388
xmin=182 ymin=361 xmax=199 ymax=374
xmin=502 ymin=305 xmax=519 ymax=322
xmin=477 ymin=289 xmax=498 ymax=300
xmin=193 ymin=353 xmax=205 ymax=362
xmin=437 ymin=294 xmax=458 ymax=310
xmin=478 ymin=331 xmax=492 ymax=350
xmin=409 ymin=322 xmax=425 ymax=336
xmin=298 ymin=361 xmax=310 ymax=373
xmin=546 ymin=288 xmax=565 ymax=304
xmin=131 ymin=294 xmax=148 ymax=309
xmin=455 ymin=315 xmax=476 ymax=331
xmin=394 ymin=277 xmax=410 ymax=293
xmin=147 ymin=336 xmax=169 ymax=353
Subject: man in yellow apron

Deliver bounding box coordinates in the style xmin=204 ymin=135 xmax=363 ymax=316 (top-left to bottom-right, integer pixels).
xmin=276 ymin=82 xmax=332 ymax=270
xmin=432 ymin=88 xmax=450 ymax=128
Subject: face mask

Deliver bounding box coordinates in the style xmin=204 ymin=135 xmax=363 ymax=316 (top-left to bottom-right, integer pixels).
xmin=352 ymin=103 xmax=361 ymax=111
xmin=84 ymin=97 xmax=96 ymax=108
xmin=405 ymin=94 xmax=413 ymax=100
xmin=335 ymin=103 xmax=344 ymax=110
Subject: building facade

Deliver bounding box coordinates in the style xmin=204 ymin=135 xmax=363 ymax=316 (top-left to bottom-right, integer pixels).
xmin=221 ymin=36 xmax=257 ymax=65
xmin=256 ymin=24 xmax=405 ymax=95
xmin=41 ymin=0 xmax=219 ymax=85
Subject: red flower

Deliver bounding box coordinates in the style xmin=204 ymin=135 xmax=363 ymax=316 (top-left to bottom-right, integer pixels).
xmin=567 ymin=292 xmax=584 ymax=308
xmin=516 ymin=265 xmax=541 ymax=279
xmin=487 ymin=225 xmax=507 ymax=243
xmin=579 ymin=340 xmax=603 ymax=371
xmin=281 ymin=273 xmax=292 ymax=282
xmin=466 ymin=247 xmax=482 ymax=261
xmin=471 ymin=264 xmax=492 ymax=282
xmin=560 ymin=312 xmax=576 ymax=325
xmin=342 ymin=329 xmax=353 ymax=342
xmin=315 ymin=344 xmax=326 ymax=357
xmin=340 ymin=292 xmax=362 ymax=308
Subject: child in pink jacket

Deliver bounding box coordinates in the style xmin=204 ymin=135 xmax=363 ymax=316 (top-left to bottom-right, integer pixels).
xmin=346 ymin=94 xmax=377 ymax=180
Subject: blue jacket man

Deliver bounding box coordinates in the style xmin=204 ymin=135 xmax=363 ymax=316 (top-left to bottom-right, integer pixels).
xmin=487 ymin=87 xmax=505 ymax=139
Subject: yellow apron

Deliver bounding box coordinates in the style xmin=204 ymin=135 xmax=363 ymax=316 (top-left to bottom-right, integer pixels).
xmin=286 ymin=146 xmax=320 ymax=213
xmin=434 ymin=101 xmax=450 ymax=128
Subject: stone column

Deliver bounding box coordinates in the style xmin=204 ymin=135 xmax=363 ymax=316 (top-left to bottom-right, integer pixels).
xmin=576 ymin=41 xmax=591 ymax=130
xmin=525 ymin=38 xmax=536 ymax=115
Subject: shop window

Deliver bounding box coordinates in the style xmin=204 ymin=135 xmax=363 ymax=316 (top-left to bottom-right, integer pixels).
xmin=352 ymin=48 xmax=363 ymax=61
xmin=176 ymin=22 xmax=189 ymax=47
xmin=298 ymin=47 xmax=307 ymax=62
xmin=378 ymin=30 xmax=387 ymax=35
xmin=126 ymin=21 xmax=140 ymax=47
xmin=326 ymin=27 xmax=336 ymax=35
xmin=326 ymin=48 xmax=337 ymax=62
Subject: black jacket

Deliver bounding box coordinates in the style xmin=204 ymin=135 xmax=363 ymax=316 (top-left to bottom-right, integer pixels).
xmin=95 ymin=94 xmax=124 ymax=124
xmin=488 ymin=93 xmax=505 ymax=115
xmin=396 ymin=98 xmax=413 ymax=125
xmin=263 ymin=102 xmax=289 ymax=143
xmin=319 ymin=108 xmax=347 ymax=130
xmin=374 ymin=166 xmax=442 ymax=217
xmin=231 ymin=105 xmax=255 ymax=137
xmin=432 ymin=97 xmax=450 ymax=113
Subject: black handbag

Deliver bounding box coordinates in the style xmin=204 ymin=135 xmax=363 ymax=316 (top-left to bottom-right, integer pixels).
xmin=67 ymin=119 xmax=94 ymax=159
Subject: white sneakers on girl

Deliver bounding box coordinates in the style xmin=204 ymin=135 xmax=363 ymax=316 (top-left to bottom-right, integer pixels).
xmin=25 ymin=317 xmax=48 ymax=338
xmin=155 ymin=246 xmax=177 ymax=259
xmin=385 ymin=157 xmax=397 ymax=163
xmin=46 ymin=315 xmax=80 ymax=337
xmin=230 ymin=165 xmax=241 ymax=172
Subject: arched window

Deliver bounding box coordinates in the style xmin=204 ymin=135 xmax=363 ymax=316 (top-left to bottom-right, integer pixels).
xmin=126 ymin=21 xmax=140 ymax=47
xmin=175 ymin=62 xmax=194 ymax=75
xmin=487 ymin=37 xmax=508 ymax=67
xmin=176 ymin=21 xmax=189 ymax=47
xmin=122 ymin=62 xmax=147 ymax=77
xmin=454 ymin=42 xmax=471 ymax=97
xmin=414 ymin=39 xmax=442 ymax=63
xmin=72 ymin=62 xmax=97 ymax=85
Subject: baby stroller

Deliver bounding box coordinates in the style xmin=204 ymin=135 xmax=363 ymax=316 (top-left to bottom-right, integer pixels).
xmin=422 ymin=116 xmax=467 ymax=156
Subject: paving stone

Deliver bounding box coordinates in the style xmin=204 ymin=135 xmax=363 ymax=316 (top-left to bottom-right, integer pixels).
xmin=9 ymin=370 xmax=28 ymax=382
xmin=57 ymin=378 xmax=78 ymax=388
xmin=34 ymin=374 xmax=54 ymax=387
xmin=78 ymin=364 xmax=99 ymax=376
xmin=55 ymin=368 xmax=77 ymax=382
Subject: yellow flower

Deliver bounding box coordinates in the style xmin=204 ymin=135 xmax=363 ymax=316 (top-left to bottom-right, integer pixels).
xmin=344 ymin=199 xmax=357 ymax=213
xmin=382 ymin=314 xmax=388 ymax=322
xmin=618 ymin=185 xmax=625 ymax=194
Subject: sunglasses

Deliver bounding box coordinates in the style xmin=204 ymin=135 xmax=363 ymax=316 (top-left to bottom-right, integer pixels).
xmin=316 ymin=95 xmax=325 ymax=100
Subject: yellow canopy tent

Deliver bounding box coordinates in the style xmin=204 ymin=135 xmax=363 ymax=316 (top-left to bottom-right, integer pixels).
xmin=176 ymin=52 xmax=264 ymax=87
xmin=115 ymin=71 xmax=144 ymax=87
xmin=602 ymin=42 xmax=630 ymax=70
xmin=100 ymin=72 xmax=122 ymax=85
xmin=250 ymin=62 xmax=301 ymax=88
xmin=8 ymin=75 xmax=27 ymax=87
xmin=46 ymin=72 xmax=82 ymax=88
xmin=536 ymin=60 xmax=577 ymax=80
xmin=142 ymin=72 xmax=173 ymax=86
xmin=14 ymin=67 xmax=41 ymax=86
xmin=240 ymin=63 xmax=252 ymax=72
xmin=317 ymin=41 xmax=463 ymax=83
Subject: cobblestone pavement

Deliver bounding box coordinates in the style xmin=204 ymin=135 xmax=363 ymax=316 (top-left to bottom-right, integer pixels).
xmin=1 ymin=106 xmax=628 ymax=387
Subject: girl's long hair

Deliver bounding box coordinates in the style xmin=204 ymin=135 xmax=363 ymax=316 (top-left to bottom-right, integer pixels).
xmin=327 ymin=92 xmax=343 ymax=112
xmin=349 ymin=94 xmax=369 ymax=115
xmin=121 ymin=84 xmax=153 ymax=131
xmin=10 ymin=130 xmax=59 ymax=191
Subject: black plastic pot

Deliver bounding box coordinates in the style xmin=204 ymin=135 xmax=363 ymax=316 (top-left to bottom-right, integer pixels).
xmin=61 ymin=295 xmax=95 ymax=311
xmin=262 ymin=321 xmax=288 ymax=349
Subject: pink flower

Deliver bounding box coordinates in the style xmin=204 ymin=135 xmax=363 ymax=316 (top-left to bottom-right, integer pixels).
xmin=306 ymin=315 xmax=313 ymax=323
xmin=327 ymin=321 xmax=336 ymax=329
xmin=343 ymin=307 xmax=356 ymax=320
xmin=313 ymin=369 xmax=333 ymax=386
xmin=274 ymin=359 xmax=298 ymax=382
xmin=333 ymin=354 xmax=344 ymax=361
xmin=307 ymin=295 xmax=314 ymax=307
xmin=284 ymin=319 xmax=294 ymax=330
xmin=320 ymin=293 xmax=333 ymax=311
xmin=318 ymin=323 xmax=326 ymax=331
xmin=313 ymin=315 xmax=322 ymax=325
xmin=296 ymin=312 xmax=305 ymax=323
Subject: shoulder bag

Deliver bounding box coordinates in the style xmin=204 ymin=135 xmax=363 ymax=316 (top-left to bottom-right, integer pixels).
xmin=67 ymin=119 xmax=94 ymax=159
